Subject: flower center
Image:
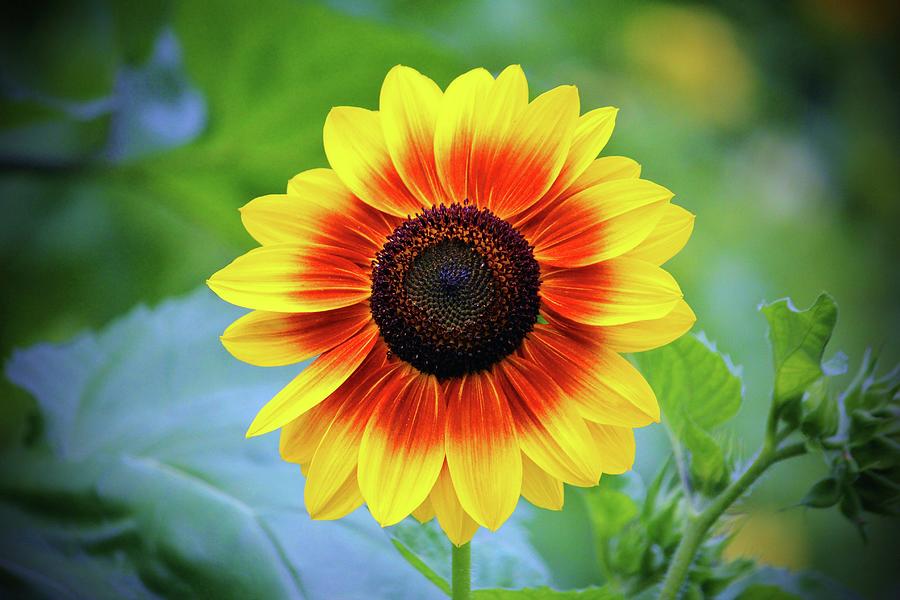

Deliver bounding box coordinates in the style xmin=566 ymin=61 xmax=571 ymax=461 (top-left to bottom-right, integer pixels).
xmin=370 ymin=203 xmax=541 ymax=379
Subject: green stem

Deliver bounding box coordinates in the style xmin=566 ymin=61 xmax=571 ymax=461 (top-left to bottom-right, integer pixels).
xmin=657 ymin=441 xmax=806 ymax=600
xmin=452 ymin=542 xmax=471 ymax=600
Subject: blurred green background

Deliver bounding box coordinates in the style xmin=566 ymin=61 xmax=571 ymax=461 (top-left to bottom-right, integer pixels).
xmin=1 ymin=0 xmax=898 ymax=597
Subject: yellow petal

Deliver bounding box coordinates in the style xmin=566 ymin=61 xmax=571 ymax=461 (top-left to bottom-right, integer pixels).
xmin=380 ymin=65 xmax=448 ymax=207
xmin=470 ymin=83 xmax=580 ymax=218
xmin=358 ymin=374 xmax=445 ymax=527
xmin=624 ymin=203 xmax=695 ymax=265
xmin=541 ymin=107 xmax=618 ymax=203
xmin=587 ymin=423 xmax=636 ymax=474
xmin=602 ymin=299 xmax=696 ymax=352
xmin=207 ymin=244 xmax=370 ymax=313
xmin=246 ymin=324 xmax=379 ymax=437
xmin=245 ymin=169 xmax=345 ymax=244
xmin=521 ymin=454 xmax=564 ymax=510
xmin=412 ymin=497 xmax=436 ymax=524
xmin=530 ymin=178 xmax=673 ymax=268
xmin=242 ymin=168 xmax=396 ymax=266
xmin=525 ymin=329 xmax=660 ymax=427
xmin=221 ymin=304 xmax=371 ymax=367
xmin=279 ymin=396 xmax=343 ymax=465
xmin=434 ymin=67 xmax=494 ymax=203
xmin=562 ymin=155 xmax=642 ymax=198
xmin=305 ymin=360 xmax=408 ymax=519
xmin=500 ymin=358 xmax=600 ymax=486
xmin=430 ymin=462 xmax=479 ymax=547
xmin=306 ymin=467 xmax=365 ymax=520
xmin=584 ymin=347 xmax=661 ymax=425
xmin=445 ymin=372 xmax=522 ymax=530
xmin=542 ymin=257 xmax=683 ymax=327
xmin=323 ymin=106 xmax=425 ymax=218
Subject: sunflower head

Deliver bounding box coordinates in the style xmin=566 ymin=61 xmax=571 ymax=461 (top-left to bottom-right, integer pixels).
xmin=208 ymin=64 xmax=695 ymax=545
xmin=371 ymin=202 xmax=541 ymax=379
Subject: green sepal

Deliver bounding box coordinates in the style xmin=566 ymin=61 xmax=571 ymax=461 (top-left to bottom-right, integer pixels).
xmin=800 ymin=477 xmax=842 ymax=508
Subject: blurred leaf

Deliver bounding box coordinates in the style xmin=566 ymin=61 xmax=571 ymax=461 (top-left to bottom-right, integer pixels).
xmin=719 ymin=567 xmax=863 ymax=600
xmin=583 ymin=475 xmax=641 ymax=540
xmin=800 ymin=378 xmax=839 ymax=439
xmin=472 ymin=586 xmax=623 ymax=599
xmin=391 ymin=538 xmax=451 ymax=596
xmin=108 ymin=0 xmax=171 ymax=65
xmin=390 ymin=518 xmax=550 ymax=592
xmin=0 ymin=1 xmax=117 ymax=101
xmin=0 ymin=98 xmax=111 ymax=166
xmin=0 ymin=289 xmax=451 ymax=599
xmin=157 ymin=0 xmax=462 ymax=190
xmin=760 ymin=294 xmax=838 ymax=405
xmin=734 ymin=585 xmax=800 ymax=599
xmin=801 ymin=478 xmax=842 ymax=509
xmin=634 ymin=333 xmax=742 ymax=492
xmin=679 ymin=418 xmax=728 ymax=490
xmin=0 ymin=0 xmax=464 ymax=439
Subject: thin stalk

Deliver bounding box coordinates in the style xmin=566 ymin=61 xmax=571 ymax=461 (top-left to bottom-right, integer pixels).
xmin=657 ymin=440 xmax=806 ymax=600
xmin=452 ymin=542 xmax=471 ymax=600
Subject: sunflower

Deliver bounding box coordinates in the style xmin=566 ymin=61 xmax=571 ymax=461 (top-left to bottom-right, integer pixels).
xmin=207 ymin=65 xmax=695 ymax=546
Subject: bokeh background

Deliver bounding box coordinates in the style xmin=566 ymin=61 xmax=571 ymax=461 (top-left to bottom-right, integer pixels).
xmin=2 ymin=0 xmax=898 ymax=597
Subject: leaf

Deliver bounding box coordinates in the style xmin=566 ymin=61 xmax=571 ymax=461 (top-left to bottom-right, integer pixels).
xmin=390 ymin=518 xmax=550 ymax=592
xmin=582 ymin=475 xmax=641 ymax=540
xmin=801 ymin=477 xmax=842 ymax=509
xmin=634 ymin=333 xmax=742 ymax=492
xmin=719 ymin=567 xmax=863 ymax=600
xmin=679 ymin=418 xmax=728 ymax=489
xmin=760 ymin=294 xmax=838 ymax=405
xmin=1 ymin=0 xmax=465 ymax=440
xmin=800 ymin=378 xmax=839 ymax=439
xmin=0 ymin=2 xmax=116 ymax=101
xmin=472 ymin=586 xmax=623 ymax=599
xmin=734 ymin=584 xmax=800 ymax=600
xmin=0 ymin=289 xmax=450 ymax=599
xmin=634 ymin=332 xmax=742 ymax=432
xmin=391 ymin=538 xmax=451 ymax=596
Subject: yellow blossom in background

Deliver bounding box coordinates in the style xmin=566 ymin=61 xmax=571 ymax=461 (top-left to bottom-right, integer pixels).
xmin=724 ymin=509 xmax=811 ymax=569
xmin=623 ymin=5 xmax=758 ymax=128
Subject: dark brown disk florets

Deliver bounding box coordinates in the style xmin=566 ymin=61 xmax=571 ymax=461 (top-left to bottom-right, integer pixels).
xmin=370 ymin=203 xmax=541 ymax=379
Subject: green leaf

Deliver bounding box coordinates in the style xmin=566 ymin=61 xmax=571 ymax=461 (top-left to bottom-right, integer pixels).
xmin=1 ymin=0 xmax=465 ymax=437
xmin=760 ymin=294 xmax=838 ymax=405
xmin=472 ymin=586 xmax=623 ymax=599
xmin=391 ymin=538 xmax=451 ymax=596
xmin=634 ymin=333 xmax=742 ymax=492
xmin=582 ymin=475 xmax=641 ymax=540
xmin=0 ymin=289 xmax=451 ymax=599
xmin=800 ymin=378 xmax=839 ymax=439
xmin=801 ymin=477 xmax=842 ymax=508
xmin=389 ymin=518 xmax=550 ymax=592
xmin=679 ymin=418 xmax=728 ymax=489
xmin=0 ymin=1 xmax=117 ymax=101
xmin=635 ymin=333 xmax=742 ymax=431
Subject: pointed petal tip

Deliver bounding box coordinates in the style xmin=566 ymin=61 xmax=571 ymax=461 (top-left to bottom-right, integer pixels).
xmin=205 ymin=277 xmax=225 ymax=297
xmin=371 ymin=511 xmax=404 ymax=528
xmin=500 ymin=64 xmax=525 ymax=77
xmin=245 ymin=418 xmax=272 ymax=438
